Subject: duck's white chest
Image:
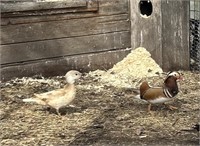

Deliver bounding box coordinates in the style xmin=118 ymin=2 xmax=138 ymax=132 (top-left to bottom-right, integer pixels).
xmin=148 ymin=97 xmax=171 ymax=104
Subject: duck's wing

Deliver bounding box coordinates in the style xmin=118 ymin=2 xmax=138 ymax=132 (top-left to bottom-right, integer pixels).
xmin=142 ymin=87 xmax=164 ymax=100
xmin=34 ymin=87 xmax=66 ymax=100
xmin=43 ymin=84 xmax=76 ymax=106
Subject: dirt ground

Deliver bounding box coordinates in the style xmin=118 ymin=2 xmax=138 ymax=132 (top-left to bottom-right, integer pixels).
xmin=0 ymin=71 xmax=200 ymax=145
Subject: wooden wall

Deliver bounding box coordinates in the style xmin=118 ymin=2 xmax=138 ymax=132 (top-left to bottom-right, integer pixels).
xmin=1 ymin=0 xmax=190 ymax=81
xmin=1 ymin=0 xmax=131 ymax=81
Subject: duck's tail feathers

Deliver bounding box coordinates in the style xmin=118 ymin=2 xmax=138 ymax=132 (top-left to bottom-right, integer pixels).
xmin=131 ymin=89 xmax=140 ymax=94
xmin=133 ymin=94 xmax=148 ymax=103
xmin=22 ymin=98 xmax=46 ymax=105
xmin=134 ymin=94 xmax=141 ymax=99
xmin=122 ymin=88 xmax=140 ymax=95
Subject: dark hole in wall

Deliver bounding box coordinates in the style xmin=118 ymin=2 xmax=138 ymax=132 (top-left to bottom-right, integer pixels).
xmin=139 ymin=0 xmax=153 ymax=17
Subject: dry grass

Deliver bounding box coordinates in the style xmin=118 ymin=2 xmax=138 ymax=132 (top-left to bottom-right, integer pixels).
xmin=0 ymin=70 xmax=200 ymax=145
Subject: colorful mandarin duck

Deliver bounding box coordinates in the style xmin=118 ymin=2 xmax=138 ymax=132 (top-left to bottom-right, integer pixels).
xmin=135 ymin=71 xmax=183 ymax=112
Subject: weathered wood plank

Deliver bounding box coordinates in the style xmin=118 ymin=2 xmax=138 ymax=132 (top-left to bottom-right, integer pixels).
xmin=1 ymin=6 xmax=98 ymax=18
xmin=1 ymin=0 xmax=128 ymax=24
xmin=1 ymin=0 xmax=87 ymax=13
xmin=161 ymin=0 xmax=190 ymax=71
xmin=1 ymin=0 xmax=98 ymax=18
xmin=1 ymin=0 xmax=35 ymax=2
xmin=1 ymin=14 xmax=130 ymax=44
xmin=98 ymin=0 xmax=129 ymax=15
xmin=130 ymin=0 xmax=162 ymax=66
xmin=1 ymin=49 xmax=131 ymax=82
xmin=1 ymin=31 xmax=131 ymax=64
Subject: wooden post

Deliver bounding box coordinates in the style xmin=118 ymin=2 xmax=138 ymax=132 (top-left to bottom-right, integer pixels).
xmin=130 ymin=0 xmax=190 ymax=71
xmin=130 ymin=0 xmax=162 ymax=67
xmin=161 ymin=0 xmax=190 ymax=71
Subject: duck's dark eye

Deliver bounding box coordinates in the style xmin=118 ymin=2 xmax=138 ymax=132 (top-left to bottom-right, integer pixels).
xmin=75 ymin=74 xmax=78 ymax=76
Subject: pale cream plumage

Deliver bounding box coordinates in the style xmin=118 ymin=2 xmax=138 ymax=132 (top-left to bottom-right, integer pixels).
xmin=23 ymin=70 xmax=82 ymax=116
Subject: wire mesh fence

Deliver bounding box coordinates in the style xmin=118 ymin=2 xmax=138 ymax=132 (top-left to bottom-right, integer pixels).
xmin=190 ymin=0 xmax=200 ymax=71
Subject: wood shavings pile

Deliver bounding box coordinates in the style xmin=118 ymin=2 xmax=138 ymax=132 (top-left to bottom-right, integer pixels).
xmin=89 ymin=47 xmax=163 ymax=87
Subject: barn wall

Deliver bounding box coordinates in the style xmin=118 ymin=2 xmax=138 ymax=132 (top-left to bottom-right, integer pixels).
xmin=0 ymin=0 xmax=131 ymax=81
xmin=0 ymin=0 xmax=190 ymax=81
